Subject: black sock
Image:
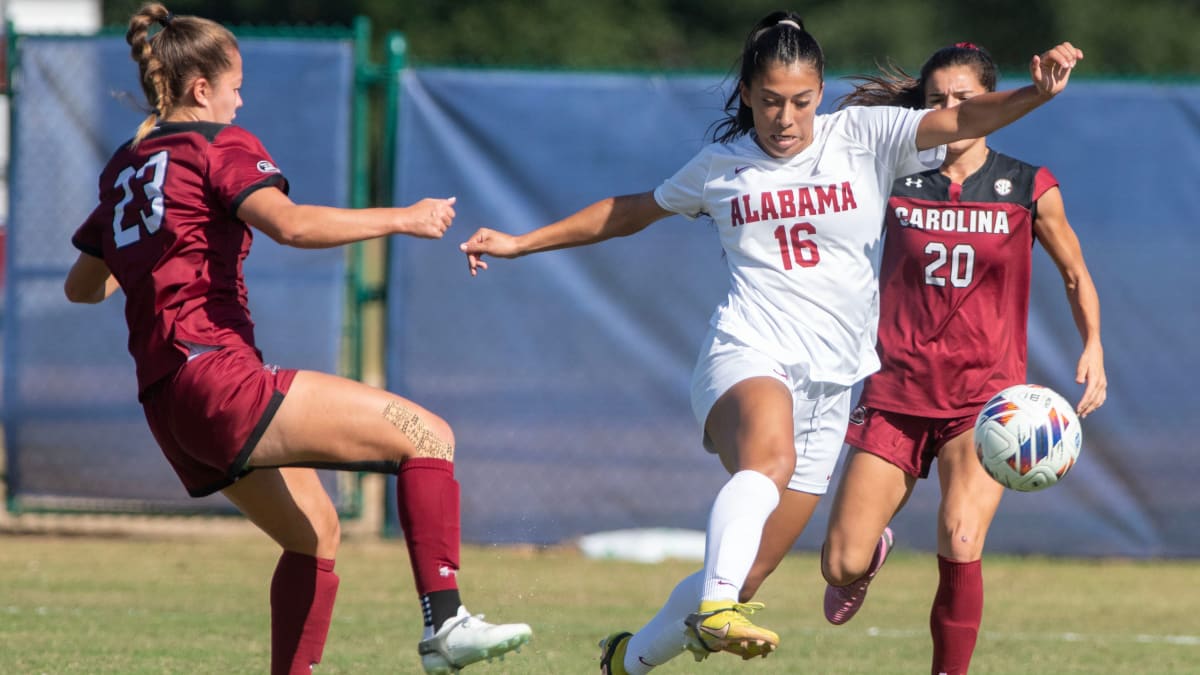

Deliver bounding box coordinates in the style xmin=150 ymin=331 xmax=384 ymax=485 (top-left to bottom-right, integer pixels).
xmin=422 ymin=589 xmax=462 ymax=632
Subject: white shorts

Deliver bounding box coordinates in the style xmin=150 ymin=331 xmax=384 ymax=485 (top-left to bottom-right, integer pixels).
xmin=689 ymin=328 xmax=852 ymax=494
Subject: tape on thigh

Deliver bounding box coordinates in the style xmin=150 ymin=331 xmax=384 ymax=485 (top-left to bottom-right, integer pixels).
xmin=383 ymin=401 xmax=454 ymax=461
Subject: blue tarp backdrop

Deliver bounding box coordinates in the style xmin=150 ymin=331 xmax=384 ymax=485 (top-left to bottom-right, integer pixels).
xmin=3 ymin=36 xmax=353 ymax=511
xmin=390 ymin=69 xmax=1200 ymax=557
xmin=5 ymin=44 xmax=1195 ymax=557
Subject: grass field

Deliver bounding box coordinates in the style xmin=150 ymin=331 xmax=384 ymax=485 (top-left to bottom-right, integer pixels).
xmin=0 ymin=534 xmax=1196 ymax=674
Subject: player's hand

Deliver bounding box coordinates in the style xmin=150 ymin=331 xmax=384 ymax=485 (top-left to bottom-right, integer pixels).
xmin=1030 ymin=42 xmax=1082 ymax=98
xmin=460 ymin=228 xmax=521 ymax=276
xmin=1074 ymin=343 xmax=1106 ymax=418
xmin=403 ymin=197 xmax=456 ymax=239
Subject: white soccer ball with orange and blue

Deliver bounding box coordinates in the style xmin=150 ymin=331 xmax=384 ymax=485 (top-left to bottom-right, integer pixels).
xmin=974 ymin=384 xmax=1083 ymax=492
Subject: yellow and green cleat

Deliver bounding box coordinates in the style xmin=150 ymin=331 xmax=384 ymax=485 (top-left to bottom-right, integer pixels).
xmin=684 ymin=601 xmax=778 ymax=660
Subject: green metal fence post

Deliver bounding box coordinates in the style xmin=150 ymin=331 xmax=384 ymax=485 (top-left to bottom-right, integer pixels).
xmin=380 ymin=32 xmax=407 ymax=210
xmin=346 ymin=16 xmax=374 ymax=383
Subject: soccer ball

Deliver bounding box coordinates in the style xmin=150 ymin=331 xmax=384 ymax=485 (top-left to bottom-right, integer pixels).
xmin=974 ymin=384 xmax=1082 ymax=492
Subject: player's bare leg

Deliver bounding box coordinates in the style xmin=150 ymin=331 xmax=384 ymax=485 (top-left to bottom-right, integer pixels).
xmin=931 ymin=430 xmax=1003 ymax=675
xmin=249 ymin=370 xmax=451 ymax=470
xmin=936 ymin=431 xmax=1003 ymax=561
xmin=224 ymin=466 xmax=340 ymax=556
xmin=741 ymin=489 xmax=821 ymax=602
xmin=244 ymin=371 xmax=531 ymax=673
xmin=821 ymin=449 xmax=912 ymax=623
xmin=224 ymin=467 xmax=341 ymax=675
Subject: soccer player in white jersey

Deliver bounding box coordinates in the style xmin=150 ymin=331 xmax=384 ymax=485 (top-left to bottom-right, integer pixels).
xmin=460 ymin=10 xmax=1082 ymax=673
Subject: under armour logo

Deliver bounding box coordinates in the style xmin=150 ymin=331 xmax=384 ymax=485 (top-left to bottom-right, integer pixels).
xmin=905 ymin=177 xmax=923 ymax=188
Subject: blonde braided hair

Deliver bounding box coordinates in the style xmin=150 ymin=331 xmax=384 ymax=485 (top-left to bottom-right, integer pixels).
xmin=125 ymin=3 xmax=238 ymax=145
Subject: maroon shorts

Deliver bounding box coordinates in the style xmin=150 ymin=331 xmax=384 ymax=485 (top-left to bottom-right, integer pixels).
xmin=844 ymin=405 xmax=975 ymax=479
xmin=141 ymin=346 xmax=297 ymax=497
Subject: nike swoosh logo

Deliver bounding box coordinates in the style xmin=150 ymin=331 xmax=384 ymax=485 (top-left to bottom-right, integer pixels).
xmin=734 ymin=165 xmax=752 ymax=175
xmin=700 ymin=623 xmax=731 ymax=640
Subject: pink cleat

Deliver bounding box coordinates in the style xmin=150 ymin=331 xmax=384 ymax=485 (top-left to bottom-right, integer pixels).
xmin=824 ymin=527 xmax=894 ymax=625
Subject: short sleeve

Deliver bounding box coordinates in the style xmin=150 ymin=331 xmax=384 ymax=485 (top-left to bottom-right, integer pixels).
xmin=71 ymin=202 xmax=108 ymax=258
xmin=653 ymin=146 xmax=715 ymax=220
xmin=843 ymin=106 xmax=946 ymax=178
xmin=207 ymin=126 xmax=290 ymax=216
xmin=1032 ymin=166 xmax=1059 ymax=201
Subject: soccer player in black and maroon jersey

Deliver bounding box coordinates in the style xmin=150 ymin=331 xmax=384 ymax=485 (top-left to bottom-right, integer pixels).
xmin=816 ymin=44 xmax=1107 ymax=674
xmin=62 ymin=4 xmax=530 ymax=674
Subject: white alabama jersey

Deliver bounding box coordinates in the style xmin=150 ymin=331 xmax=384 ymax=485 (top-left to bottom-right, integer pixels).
xmin=655 ymin=105 xmax=945 ymax=385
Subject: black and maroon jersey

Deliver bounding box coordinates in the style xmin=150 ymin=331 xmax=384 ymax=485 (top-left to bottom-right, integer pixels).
xmin=858 ymin=149 xmax=1058 ymax=417
xmin=72 ymin=122 xmax=289 ymax=396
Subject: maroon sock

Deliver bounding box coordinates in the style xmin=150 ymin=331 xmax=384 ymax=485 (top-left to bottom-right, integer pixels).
xmin=270 ymin=551 xmax=339 ymax=675
xmin=930 ymin=555 xmax=983 ymax=675
xmin=396 ymin=458 xmax=462 ymax=597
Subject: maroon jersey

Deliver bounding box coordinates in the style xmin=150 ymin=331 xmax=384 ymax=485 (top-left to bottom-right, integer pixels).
xmin=72 ymin=122 xmax=288 ymax=396
xmin=858 ymin=150 xmax=1058 ymax=417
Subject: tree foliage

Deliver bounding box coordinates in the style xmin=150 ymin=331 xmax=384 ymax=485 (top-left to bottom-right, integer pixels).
xmin=102 ymin=0 xmax=1199 ymax=76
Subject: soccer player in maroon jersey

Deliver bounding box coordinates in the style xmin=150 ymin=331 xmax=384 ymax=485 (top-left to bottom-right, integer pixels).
xmin=816 ymin=43 xmax=1107 ymax=674
xmin=62 ymin=4 xmax=530 ymax=674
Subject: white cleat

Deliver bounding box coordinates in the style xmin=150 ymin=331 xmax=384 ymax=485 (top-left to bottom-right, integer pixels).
xmin=419 ymin=607 xmax=532 ymax=674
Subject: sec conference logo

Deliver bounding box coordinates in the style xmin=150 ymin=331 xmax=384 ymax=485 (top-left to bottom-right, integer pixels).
xmin=993 ymin=178 xmax=1013 ymax=196
xmin=849 ymin=405 xmax=867 ymax=426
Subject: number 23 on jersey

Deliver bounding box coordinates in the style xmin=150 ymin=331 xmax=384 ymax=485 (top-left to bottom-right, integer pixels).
xmin=112 ymin=150 xmax=168 ymax=248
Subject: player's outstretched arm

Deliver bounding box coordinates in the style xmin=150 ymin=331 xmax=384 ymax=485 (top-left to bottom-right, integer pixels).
xmin=238 ymin=187 xmax=457 ymax=248
xmin=915 ymin=41 xmax=1083 ymax=150
xmin=64 ymin=252 xmax=120 ymax=304
xmin=1032 ymin=186 xmax=1106 ymax=418
xmin=460 ymin=191 xmax=671 ymax=276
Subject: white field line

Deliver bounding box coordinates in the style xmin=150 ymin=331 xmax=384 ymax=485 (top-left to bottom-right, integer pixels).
xmin=849 ymin=625 xmax=1200 ymax=646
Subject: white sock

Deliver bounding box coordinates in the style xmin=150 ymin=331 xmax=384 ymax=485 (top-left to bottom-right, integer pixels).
xmin=701 ymin=470 xmax=780 ymax=602
xmin=623 ymin=571 xmax=702 ymax=674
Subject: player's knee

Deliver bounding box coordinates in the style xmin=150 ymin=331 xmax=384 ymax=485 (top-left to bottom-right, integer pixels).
xmin=940 ymin=516 xmax=986 ymax=561
xmin=381 ymin=400 xmax=455 ymax=462
xmin=823 ymin=540 xmax=871 ymax=586
xmin=276 ymin=505 xmax=341 ymax=558
xmin=423 ymin=413 xmax=455 ymax=450
xmin=768 ymin=454 xmax=796 ymax=488
xmin=305 ymin=499 xmax=342 ymax=557
xmin=749 ymin=443 xmax=795 ymax=489
xmin=315 ymin=515 xmax=342 ymax=558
